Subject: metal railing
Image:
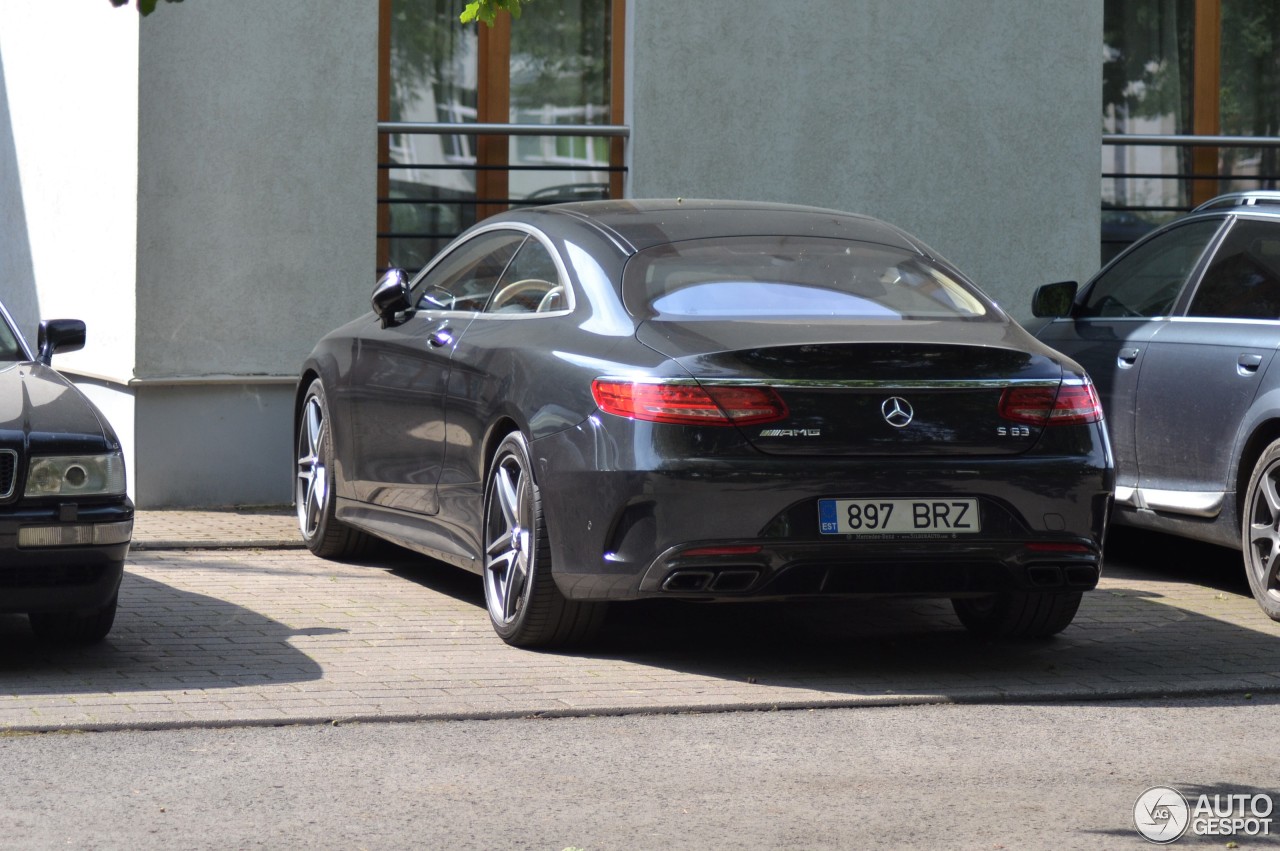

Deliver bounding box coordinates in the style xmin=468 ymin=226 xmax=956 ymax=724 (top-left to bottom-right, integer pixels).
xmin=1102 ymin=133 xmax=1280 ymax=258
xmin=377 ymin=121 xmax=630 ymax=272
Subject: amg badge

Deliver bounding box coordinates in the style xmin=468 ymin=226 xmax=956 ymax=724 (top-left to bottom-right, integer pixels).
xmin=759 ymin=428 xmax=822 ymax=437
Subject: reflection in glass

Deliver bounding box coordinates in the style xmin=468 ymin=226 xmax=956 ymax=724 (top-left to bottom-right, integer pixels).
xmin=1102 ymin=0 xmax=1194 ymax=222
xmin=508 ymin=0 xmax=612 ymax=204
xmin=381 ymin=1 xmax=614 ymax=272
xmin=1219 ymin=1 xmax=1280 ymax=193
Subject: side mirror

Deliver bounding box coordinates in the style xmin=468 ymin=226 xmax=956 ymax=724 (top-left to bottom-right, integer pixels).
xmin=36 ymin=319 xmax=86 ymax=365
xmin=371 ymin=269 xmax=411 ymax=327
xmin=1032 ymin=281 xmax=1079 ymax=318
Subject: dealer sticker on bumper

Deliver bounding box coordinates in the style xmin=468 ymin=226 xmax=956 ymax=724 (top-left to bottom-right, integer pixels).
xmin=818 ymin=498 xmax=980 ymax=535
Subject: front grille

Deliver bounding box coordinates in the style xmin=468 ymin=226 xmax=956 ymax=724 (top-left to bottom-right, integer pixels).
xmin=0 ymin=449 xmax=16 ymax=499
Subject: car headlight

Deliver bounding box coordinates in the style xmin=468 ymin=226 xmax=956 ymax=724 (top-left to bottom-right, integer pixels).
xmin=24 ymin=453 xmax=126 ymax=497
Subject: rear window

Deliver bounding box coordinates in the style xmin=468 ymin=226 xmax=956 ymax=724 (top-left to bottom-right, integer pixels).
xmin=622 ymin=236 xmax=991 ymax=320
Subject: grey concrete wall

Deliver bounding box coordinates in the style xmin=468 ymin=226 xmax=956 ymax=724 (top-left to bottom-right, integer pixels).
xmin=134 ymin=383 xmax=294 ymax=507
xmin=627 ymin=1 xmax=1102 ymax=318
xmin=137 ymin=0 xmax=379 ymax=378
xmin=130 ymin=1 xmax=378 ymax=506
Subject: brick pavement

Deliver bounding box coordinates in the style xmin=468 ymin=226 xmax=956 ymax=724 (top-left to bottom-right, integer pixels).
xmin=1 ymin=512 xmax=1278 ymax=731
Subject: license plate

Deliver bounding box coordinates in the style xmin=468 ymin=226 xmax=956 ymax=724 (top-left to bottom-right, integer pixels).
xmin=818 ymin=498 xmax=981 ymax=535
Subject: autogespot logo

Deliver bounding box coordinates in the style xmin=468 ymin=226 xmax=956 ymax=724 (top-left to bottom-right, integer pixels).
xmin=1134 ymin=786 xmax=1275 ymax=843
xmin=1134 ymin=787 xmax=1190 ymax=843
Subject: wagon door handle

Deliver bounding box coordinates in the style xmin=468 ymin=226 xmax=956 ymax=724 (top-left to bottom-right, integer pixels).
xmin=1239 ymin=353 xmax=1264 ymax=375
xmin=428 ymin=327 xmax=454 ymax=348
xmin=1117 ymin=347 xmax=1140 ymax=367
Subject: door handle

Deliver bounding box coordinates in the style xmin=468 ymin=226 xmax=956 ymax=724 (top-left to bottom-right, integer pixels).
xmin=1117 ymin=347 xmax=1140 ymax=367
xmin=1239 ymin=353 xmax=1264 ymax=375
xmin=428 ymin=328 xmax=454 ymax=348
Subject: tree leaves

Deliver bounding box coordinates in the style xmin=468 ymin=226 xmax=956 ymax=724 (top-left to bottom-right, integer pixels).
xmin=108 ymin=0 xmax=185 ymax=15
xmin=461 ymin=0 xmax=526 ymax=27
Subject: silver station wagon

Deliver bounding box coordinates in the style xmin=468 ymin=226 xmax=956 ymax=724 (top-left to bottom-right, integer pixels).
xmin=1033 ymin=191 xmax=1280 ymax=622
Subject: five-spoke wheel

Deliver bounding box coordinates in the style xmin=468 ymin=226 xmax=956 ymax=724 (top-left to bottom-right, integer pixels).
xmin=482 ymin=432 xmax=604 ymax=647
xmin=1243 ymin=439 xmax=1280 ymax=621
xmin=295 ymin=379 xmax=369 ymax=558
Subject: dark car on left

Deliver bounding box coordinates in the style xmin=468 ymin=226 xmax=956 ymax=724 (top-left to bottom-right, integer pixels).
xmin=0 ymin=300 xmax=132 ymax=643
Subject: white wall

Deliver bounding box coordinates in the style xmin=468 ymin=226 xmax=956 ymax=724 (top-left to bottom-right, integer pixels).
xmin=627 ymin=0 xmax=1103 ymax=318
xmin=0 ymin=1 xmax=139 ymax=379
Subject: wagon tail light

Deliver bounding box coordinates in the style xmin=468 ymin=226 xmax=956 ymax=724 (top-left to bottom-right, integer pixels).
xmin=591 ymin=379 xmax=789 ymax=426
xmin=998 ymin=380 xmax=1103 ymax=426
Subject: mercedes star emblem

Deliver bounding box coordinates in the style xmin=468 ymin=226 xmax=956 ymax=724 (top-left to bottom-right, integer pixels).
xmin=881 ymin=396 xmax=914 ymax=428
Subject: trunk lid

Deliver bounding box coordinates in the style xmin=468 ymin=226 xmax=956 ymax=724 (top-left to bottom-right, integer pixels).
xmin=635 ymin=319 xmax=1065 ymax=456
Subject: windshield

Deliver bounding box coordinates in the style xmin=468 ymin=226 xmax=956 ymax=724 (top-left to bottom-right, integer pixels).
xmin=622 ymin=236 xmax=991 ymax=321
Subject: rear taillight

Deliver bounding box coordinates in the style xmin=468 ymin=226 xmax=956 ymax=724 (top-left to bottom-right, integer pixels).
xmin=999 ymin=380 xmax=1102 ymax=426
xmin=591 ymin=379 xmax=788 ymax=426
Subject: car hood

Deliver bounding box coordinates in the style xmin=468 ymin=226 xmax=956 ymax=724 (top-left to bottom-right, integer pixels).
xmin=0 ymin=362 xmax=116 ymax=453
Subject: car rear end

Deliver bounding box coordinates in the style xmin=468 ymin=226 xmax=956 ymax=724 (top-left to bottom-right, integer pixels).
xmin=534 ymin=233 xmax=1113 ymax=607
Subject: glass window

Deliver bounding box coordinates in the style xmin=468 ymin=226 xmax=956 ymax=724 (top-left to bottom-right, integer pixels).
xmin=0 ymin=317 xmax=22 ymax=361
xmin=1218 ymin=2 xmax=1280 ymax=195
xmin=1188 ymin=219 xmax=1280 ymax=319
xmin=410 ymin=231 xmax=525 ymax=312
xmin=622 ymin=237 xmax=992 ymax=321
xmin=380 ymin=0 xmax=618 ymax=272
xmin=1102 ymin=0 xmax=1195 ymax=218
xmin=485 ymin=238 xmax=566 ymax=314
xmin=507 ymin=0 xmax=613 ymax=203
xmin=1079 ymin=219 xmax=1223 ymax=317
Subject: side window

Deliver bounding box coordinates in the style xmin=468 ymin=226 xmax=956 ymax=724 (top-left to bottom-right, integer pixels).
xmin=484 ymin=238 xmax=566 ymax=315
xmin=409 ymin=231 xmax=525 ymax=312
xmin=1187 ymin=219 xmax=1280 ymax=320
xmin=1079 ymin=220 xmax=1223 ymax=318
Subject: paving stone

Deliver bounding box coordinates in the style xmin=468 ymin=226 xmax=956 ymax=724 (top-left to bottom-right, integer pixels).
xmin=3 ymin=512 xmax=1280 ymax=731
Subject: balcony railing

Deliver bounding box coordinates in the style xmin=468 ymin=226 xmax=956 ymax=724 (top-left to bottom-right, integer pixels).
xmin=1102 ymin=133 xmax=1280 ymax=261
xmin=377 ymin=121 xmax=630 ymax=273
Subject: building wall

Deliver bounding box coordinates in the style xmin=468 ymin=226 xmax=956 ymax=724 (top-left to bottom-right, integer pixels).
xmin=127 ymin=0 xmax=377 ymax=506
xmin=626 ymin=0 xmax=1103 ymax=318
xmin=136 ymin=1 xmax=378 ymax=378
xmin=4 ymin=1 xmax=377 ymax=508
xmin=0 ymin=3 xmax=139 ymax=378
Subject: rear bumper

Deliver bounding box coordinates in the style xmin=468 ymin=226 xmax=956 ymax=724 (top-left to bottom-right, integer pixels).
xmin=0 ymin=500 xmax=132 ymax=614
xmin=533 ymin=417 xmax=1113 ymax=601
xmin=640 ymin=538 xmax=1102 ymax=600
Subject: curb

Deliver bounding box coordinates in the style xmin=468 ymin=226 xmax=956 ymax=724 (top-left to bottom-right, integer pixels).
xmin=2 ymin=682 xmax=1273 ymax=735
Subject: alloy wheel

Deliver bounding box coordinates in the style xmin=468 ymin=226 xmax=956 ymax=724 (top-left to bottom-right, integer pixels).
xmin=1246 ymin=459 xmax=1280 ymax=606
xmin=296 ymin=394 xmax=328 ymax=541
xmin=484 ymin=449 xmax=533 ymax=626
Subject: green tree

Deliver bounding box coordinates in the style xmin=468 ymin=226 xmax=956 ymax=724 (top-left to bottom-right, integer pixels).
xmin=108 ymin=0 xmax=184 ymax=14
xmin=461 ymin=0 xmax=529 ymax=26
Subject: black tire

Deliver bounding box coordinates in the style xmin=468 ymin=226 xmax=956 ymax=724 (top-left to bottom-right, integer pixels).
xmin=30 ymin=594 xmax=118 ymax=645
xmin=295 ymin=378 xmax=373 ymax=559
xmin=952 ymin=590 xmax=1082 ymax=638
xmin=482 ymin=432 xmax=606 ymax=648
xmin=1241 ymin=439 xmax=1280 ymax=621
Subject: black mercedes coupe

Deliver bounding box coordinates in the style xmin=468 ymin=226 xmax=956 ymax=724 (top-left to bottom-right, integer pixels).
xmin=296 ymin=200 xmax=1113 ymax=647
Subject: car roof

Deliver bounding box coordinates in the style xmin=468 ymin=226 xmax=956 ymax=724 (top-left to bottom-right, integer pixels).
xmin=495 ymin=199 xmax=928 ymax=256
xmin=1191 ymin=191 xmax=1280 ymax=213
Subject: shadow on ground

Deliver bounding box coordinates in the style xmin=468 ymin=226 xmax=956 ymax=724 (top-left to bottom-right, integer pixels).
xmin=378 ymin=529 xmax=1280 ymax=700
xmin=0 ymin=573 xmax=330 ymax=695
